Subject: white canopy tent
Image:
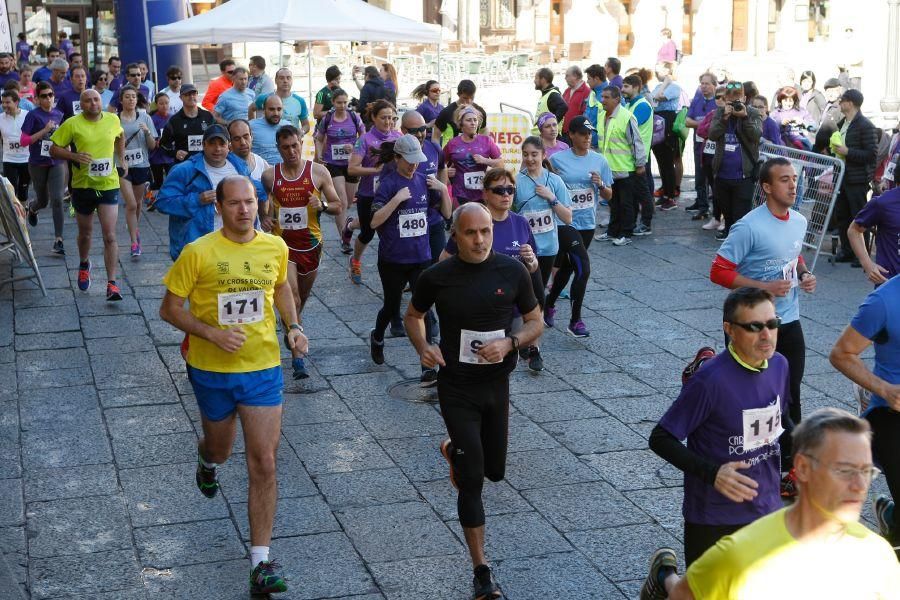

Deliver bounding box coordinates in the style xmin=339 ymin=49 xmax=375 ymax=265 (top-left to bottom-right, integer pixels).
xmin=150 ymin=0 xmax=441 ymax=103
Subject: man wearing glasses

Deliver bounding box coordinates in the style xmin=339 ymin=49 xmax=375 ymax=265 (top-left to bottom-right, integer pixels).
xmin=649 ymin=287 xmax=792 ymax=568
xmin=201 ymin=59 xmax=236 ymax=112
xmin=107 ymin=63 xmax=149 ymax=112
xmin=830 ymin=271 xmax=900 ymax=557
xmin=710 ymin=157 xmax=815 ymax=498
xmin=641 ymin=407 xmax=900 ymax=600
xmin=159 ymin=66 xmax=184 ymax=113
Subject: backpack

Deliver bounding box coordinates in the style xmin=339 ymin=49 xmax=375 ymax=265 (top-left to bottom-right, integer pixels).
xmin=651 ymin=114 xmax=666 ymax=146
xmin=318 ymin=108 xmax=364 ymax=137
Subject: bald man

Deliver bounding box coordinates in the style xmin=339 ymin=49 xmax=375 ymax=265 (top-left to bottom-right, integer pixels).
xmin=250 ymin=94 xmax=291 ymax=165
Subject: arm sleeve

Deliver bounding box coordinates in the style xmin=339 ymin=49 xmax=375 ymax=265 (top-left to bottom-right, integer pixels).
xmin=254 ymin=94 xmax=267 ymax=110
xmin=275 ymin=241 xmax=289 ymax=285
xmin=708 ymin=109 xmax=726 ymax=141
xmin=549 ymin=93 xmax=568 ymax=122
xmin=853 ymin=195 xmax=880 ymax=228
xmin=410 ymin=269 xmax=438 ymax=313
xmin=632 ymin=102 xmax=652 ymax=126
xmin=850 ymin=293 xmax=888 ymax=342
xmin=625 ymin=117 xmax=646 ymax=167
xmin=161 ymin=244 xmax=198 ymax=298
xmin=155 ymin=168 xmax=205 ymax=218
xmin=48 ymin=121 xmax=72 ymax=147
xmin=144 ymin=113 xmax=158 ymax=138
xmin=434 ymin=106 xmax=450 ymax=133
xmin=710 ymin=254 xmax=739 ymax=288
xmin=716 ymin=219 xmax=752 ymax=266
xmin=159 ymin=120 xmax=176 ymax=157
xmin=846 ymin=121 xmax=878 ymax=165
xmin=649 ymin=424 xmax=721 ymax=485
xmin=297 ymin=96 xmax=309 ymax=122
xmin=488 ymin=138 xmax=501 ymax=160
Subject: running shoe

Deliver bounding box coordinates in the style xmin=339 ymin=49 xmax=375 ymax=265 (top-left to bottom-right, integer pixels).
xmin=717 ymin=221 xmax=726 ymax=232
xmin=701 ymin=218 xmax=721 ymax=231
xmin=559 ymin=288 xmax=570 ymax=299
xmin=633 ymin=224 xmax=652 ymax=236
xmin=873 ymin=495 xmax=894 ymax=540
xmin=681 ymin=346 xmax=715 ymax=384
xmin=249 ymin=560 xmax=288 ymax=595
xmin=341 ymin=216 xmax=354 ymax=246
xmin=51 ymin=239 xmax=65 ymax=255
xmin=369 ymin=329 xmax=385 ymax=365
xmin=612 ymin=236 xmax=632 ymax=246
xmin=674 ymin=186 xmax=681 ymax=198
xmin=106 ymin=282 xmax=123 ymax=302
xmin=684 ymin=202 xmax=701 ymax=212
xmin=527 ymin=346 xmax=544 ymax=372
xmin=659 ymin=198 xmax=678 ymax=211
xmin=518 ymin=348 xmax=529 ymax=361
xmin=340 ymin=241 xmax=352 ymax=254
xmin=715 ymin=230 xmax=728 ymax=241
xmin=26 ymin=207 xmax=37 ymax=227
xmin=77 ymin=261 xmax=92 ymax=292
xmin=195 ymin=451 xmax=219 ymax=499
xmin=780 ymin=468 xmax=798 ymax=499
xmin=130 ymin=242 xmax=141 ymax=257
xmin=349 ymin=256 xmax=362 ymax=285
xmin=639 ymin=547 xmax=678 ymax=600
xmin=420 ymin=367 xmax=438 ymax=388
xmin=594 ymin=232 xmax=611 ymax=242
xmin=390 ymin=322 xmax=406 ymax=338
xmin=440 ymin=438 xmax=458 ymax=489
xmin=543 ymin=306 xmax=556 ymax=328
xmin=567 ymin=320 xmax=589 ymax=338
xmin=472 ymin=564 xmax=501 ymax=600
xmin=292 ymin=357 xmax=309 ymax=380
xmin=653 ymin=188 xmax=664 ymax=199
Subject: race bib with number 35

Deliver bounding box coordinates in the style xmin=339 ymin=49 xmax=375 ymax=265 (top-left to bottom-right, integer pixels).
xmin=398 ymin=211 xmax=427 ymax=238
xmin=331 ymin=144 xmax=351 ymax=161
xmin=525 ymin=209 xmax=554 ymax=235
xmin=217 ymin=290 xmax=264 ymax=326
xmin=40 ymin=139 xmax=52 ymax=157
xmin=742 ymin=400 xmax=784 ymax=452
xmin=458 ymin=329 xmax=506 ymax=365
xmin=279 ymin=207 xmax=309 ymax=230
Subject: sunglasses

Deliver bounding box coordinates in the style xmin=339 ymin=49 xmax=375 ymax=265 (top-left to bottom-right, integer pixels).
xmin=715 ymin=94 xmax=724 ymax=99
xmin=39 ymin=92 xmax=54 ymax=98
xmin=729 ymin=317 xmax=782 ymax=332
xmin=225 ymin=70 xmax=236 ymax=75
xmin=127 ymin=73 xmax=141 ymax=77
xmin=488 ymin=185 xmax=516 ymax=196
xmin=725 ymin=82 xmax=743 ymax=90
xmin=429 ymin=88 xmax=441 ymax=93
xmin=406 ymin=126 xmax=428 ymax=134
xmin=170 ymin=75 xmax=182 ymax=80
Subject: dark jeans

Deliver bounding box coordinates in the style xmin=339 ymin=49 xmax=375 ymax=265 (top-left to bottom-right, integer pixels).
xmin=608 ymin=175 xmax=636 ymax=238
xmin=693 ymin=146 xmax=710 ymax=213
xmin=715 ymin=176 xmax=754 ymax=234
xmin=835 ymin=182 xmax=870 ymax=254
xmin=652 ymin=110 xmax=678 ymax=197
xmin=867 ymin=407 xmax=900 ymax=546
xmin=703 ymin=161 xmax=719 ymax=219
xmin=632 ymin=168 xmax=654 ymax=227
xmin=547 ymin=227 xmax=591 ymax=322
xmin=438 ymin=373 xmax=510 ymax=528
xmin=684 ymin=522 xmax=744 ymax=567
xmin=776 ymin=319 xmax=806 ymax=470
xmin=3 ymin=162 xmax=30 ymax=203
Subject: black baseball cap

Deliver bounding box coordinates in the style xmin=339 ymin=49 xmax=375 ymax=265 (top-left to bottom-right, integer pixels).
xmin=179 ymin=84 xmax=198 ymax=96
xmin=568 ymin=115 xmax=596 ymax=135
xmin=202 ymin=124 xmax=229 ymax=142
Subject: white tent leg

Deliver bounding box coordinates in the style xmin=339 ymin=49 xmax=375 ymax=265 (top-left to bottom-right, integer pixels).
xmin=307 ymin=46 xmax=313 ymax=107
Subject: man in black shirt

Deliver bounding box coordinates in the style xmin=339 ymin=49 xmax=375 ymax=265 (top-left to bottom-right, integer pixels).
xmin=159 ymin=84 xmax=216 ymax=163
xmin=405 ymin=203 xmax=542 ymax=600
xmin=432 ymin=79 xmax=488 ymax=146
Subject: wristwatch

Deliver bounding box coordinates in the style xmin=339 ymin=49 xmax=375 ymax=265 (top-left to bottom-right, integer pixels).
xmin=799 ymin=271 xmax=811 ymax=281
xmin=548 ymin=200 xmax=559 ymax=208
xmin=319 ymin=197 xmax=329 ymax=213
xmin=289 ymin=323 xmax=304 ymax=332
xmin=507 ymin=335 xmax=519 ymax=353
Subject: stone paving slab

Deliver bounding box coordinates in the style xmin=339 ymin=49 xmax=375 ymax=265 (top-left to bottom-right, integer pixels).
xmin=4 ymin=184 xmax=887 ymax=599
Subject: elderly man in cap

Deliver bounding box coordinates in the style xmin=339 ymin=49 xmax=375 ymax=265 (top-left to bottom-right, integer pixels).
xmin=156 ymin=123 xmax=267 ymax=261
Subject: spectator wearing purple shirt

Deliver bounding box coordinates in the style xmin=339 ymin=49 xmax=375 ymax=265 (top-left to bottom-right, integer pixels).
xmin=15 ymin=34 xmax=30 ymax=69
xmin=750 ymin=96 xmax=784 ymax=146
xmin=107 ymin=56 xmax=124 ymax=92
xmin=605 ymin=57 xmax=623 ymax=90
xmin=650 ymin=287 xmax=791 ymax=566
xmin=58 ymin=33 xmax=74 ymax=59
xmin=685 ymin=72 xmax=719 ymax=218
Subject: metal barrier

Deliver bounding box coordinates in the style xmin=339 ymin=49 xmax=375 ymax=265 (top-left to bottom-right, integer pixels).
xmin=0 ymin=176 xmax=46 ymax=296
xmin=752 ymin=142 xmax=845 ymax=272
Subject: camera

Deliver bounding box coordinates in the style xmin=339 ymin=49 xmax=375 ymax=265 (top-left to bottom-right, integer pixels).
xmin=730 ymin=101 xmax=744 ymax=111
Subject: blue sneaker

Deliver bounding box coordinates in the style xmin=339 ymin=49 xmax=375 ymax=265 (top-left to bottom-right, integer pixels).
xmin=77 ymin=261 xmax=91 ymax=291
xmin=292 ymin=357 xmax=309 ymax=380
xmin=543 ymin=306 xmax=556 ymax=328
xmin=567 ymin=320 xmax=589 ymax=338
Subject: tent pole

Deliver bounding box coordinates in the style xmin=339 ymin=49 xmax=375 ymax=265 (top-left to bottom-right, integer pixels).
xmin=307 ymin=45 xmax=313 ymax=109
xmin=437 ymin=23 xmax=442 ymax=86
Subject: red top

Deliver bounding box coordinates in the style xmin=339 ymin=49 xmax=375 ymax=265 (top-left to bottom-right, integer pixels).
xmin=202 ymin=76 xmax=233 ymax=111
xmin=562 ymin=82 xmax=591 ymax=134
xmin=272 ymin=161 xmax=322 ymax=251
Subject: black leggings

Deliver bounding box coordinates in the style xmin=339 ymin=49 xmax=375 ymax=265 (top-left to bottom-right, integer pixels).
xmin=374 ymin=260 xmax=427 ymax=342
xmin=438 ymin=373 xmax=510 ymax=528
xmin=150 ymin=162 xmax=173 ymax=191
xmin=536 ymin=254 xmax=556 ymax=304
xmin=684 ymin=521 xmax=744 ymax=567
xmin=652 ymin=110 xmax=678 ymax=197
xmin=357 ymin=195 xmax=377 ymax=244
xmin=3 ymin=162 xmax=30 ymax=202
xmin=867 ymin=407 xmax=900 ymax=546
xmin=547 ymin=227 xmax=591 ymax=322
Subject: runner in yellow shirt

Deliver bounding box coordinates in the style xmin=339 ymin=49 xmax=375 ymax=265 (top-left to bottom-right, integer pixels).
xmin=159 ymin=175 xmax=308 ymax=596
xmin=49 ymin=88 xmax=126 ymax=300
xmin=640 ymin=407 xmax=900 ymax=600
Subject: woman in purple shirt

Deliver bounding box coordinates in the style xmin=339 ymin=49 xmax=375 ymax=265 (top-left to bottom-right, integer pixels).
xmin=412 ymin=80 xmax=444 ymax=138
xmin=345 ymin=99 xmax=402 ymax=285
xmin=443 ymin=106 xmax=503 ymax=205
xmin=368 ymin=134 xmax=451 ymax=370
xmin=21 ymin=81 xmax=65 ymax=254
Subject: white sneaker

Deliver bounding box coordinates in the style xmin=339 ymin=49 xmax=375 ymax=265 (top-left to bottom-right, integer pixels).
xmin=612 ymin=236 xmax=632 ymax=246
xmin=701 ymin=218 xmax=720 ymax=231
xmin=717 ymin=221 xmax=726 ymax=232
xmin=594 ymin=232 xmax=611 ymax=242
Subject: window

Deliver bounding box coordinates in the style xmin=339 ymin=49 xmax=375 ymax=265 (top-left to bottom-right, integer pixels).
xmin=480 ymin=0 xmax=516 ymax=32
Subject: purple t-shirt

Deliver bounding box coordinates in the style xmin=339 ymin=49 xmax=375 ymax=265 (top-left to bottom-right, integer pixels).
xmin=21 ymin=107 xmax=63 ymax=167
xmin=443 ymin=134 xmax=501 ymax=204
xmin=761 ymin=117 xmax=784 ymax=146
xmin=15 ymin=41 xmax=30 ymax=62
xmin=717 ymin=121 xmax=744 ymax=180
xmin=49 ymin=77 xmax=72 ymax=99
xmin=0 ymin=71 xmax=19 ymax=88
xmin=854 ymin=187 xmax=900 ymax=278
xmin=688 ymin=95 xmax=716 ymax=146
xmin=416 ymin=100 xmax=443 ymax=126
xmin=57 ymin=88 xmax=85 ymax=121
xmin=317 ymin=110 xmax=364 ymax=167
xmin=59 ymin=39 xmax=74 ymax=58
xmin=659 ymin=350 xmax=789 ymax=526
xmin=445 ymin=212 xmax=536 ymax=261
xmin=354 ymin=128 xmax=401 ymax=198
xmin=149 ymin=111 xmax=173 ymax=165
xmin=373 ymin=169 xmax=432 ymax=264
xmin=608 ymin=75 xmax=623 ymax=90
xmin=545 ymin=140 xmax=569 ymax=158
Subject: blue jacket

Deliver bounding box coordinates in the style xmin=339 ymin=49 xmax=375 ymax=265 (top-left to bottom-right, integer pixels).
xmin=584 ymin=83 xmax=609 ymax=147
xmin=155 ymin=151 xmax=267 ymax=260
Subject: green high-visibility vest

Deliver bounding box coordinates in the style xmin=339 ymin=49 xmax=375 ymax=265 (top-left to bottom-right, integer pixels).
xmin=625 ymin=96 xmax=653 ymax=160
xmin=597 ymin=106 xmax=636 ymax=172
xmin=533 ymin=88 xmax=563 ymax=134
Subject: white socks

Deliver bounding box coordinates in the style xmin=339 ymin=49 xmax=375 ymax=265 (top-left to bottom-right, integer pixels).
xmin=250 ymin=545 xmax=270 ymax=568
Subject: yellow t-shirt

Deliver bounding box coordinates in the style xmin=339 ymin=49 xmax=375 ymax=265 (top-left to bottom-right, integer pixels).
xmin=49 ymin=112 xmax=123 ymax=191
xmin=162 ymin=230 xmax=289 ymax=373
xmin=687 ymin=507 xmax=900 ymax=599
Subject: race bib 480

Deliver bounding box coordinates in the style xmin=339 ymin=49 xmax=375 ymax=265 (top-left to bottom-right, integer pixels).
xmin=398 ymin=211 xmax=427 ymax=238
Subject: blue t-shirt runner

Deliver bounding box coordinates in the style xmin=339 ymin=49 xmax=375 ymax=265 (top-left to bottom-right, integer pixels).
xmin=549 ymin=148 xmax=613 ymax=231
xmin=850 ymin=276 xmax=900 ymax=416
xmin=512 ymin=168 xmax=570 ymax=257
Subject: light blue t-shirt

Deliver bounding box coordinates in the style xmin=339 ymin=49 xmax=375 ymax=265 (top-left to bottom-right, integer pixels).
xmin=850 ymin=276 xmax=900 ymax=415
xmin=717 ymin=204 xmax=808 ymax=324
xmin=651 ymin=82 xmax=682 ymax=112
xmin=513 ymin=168 xmax=571 ymax=257
xmin=249 ymin=117 xmax=290 ymax=165
xmin=214 ymin=87 xmax=256 ymax=122
xmin=549 ymin=149 xmax=613 ymax=231
xmin=254 ymin=92 xmax=308 ymax=128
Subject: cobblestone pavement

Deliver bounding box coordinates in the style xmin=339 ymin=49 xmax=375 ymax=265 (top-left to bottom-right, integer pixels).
xmin=0 ymin=188 xmax=889 ymax=599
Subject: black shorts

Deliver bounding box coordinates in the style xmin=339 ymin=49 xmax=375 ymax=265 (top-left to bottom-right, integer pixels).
xmin=325 ymin=162 xmax=360 ymax=184
xmin=71 ymin=188 xmax=119 ymax=216
xmin=123 ymin=166 xmax=152 ymax=185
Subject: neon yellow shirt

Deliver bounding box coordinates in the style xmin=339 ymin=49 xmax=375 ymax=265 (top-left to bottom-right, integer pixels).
xmin=50 ymin=112 xmax=123 ymax=191
xmin=687 ymin=507 xmax=900 ymax=599
xmin=163 ymin=230 xmax=289 ymax=373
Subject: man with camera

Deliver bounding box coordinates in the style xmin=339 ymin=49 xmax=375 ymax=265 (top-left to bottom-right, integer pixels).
xmin=707 ymin=81 xmax=763 ymax=240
